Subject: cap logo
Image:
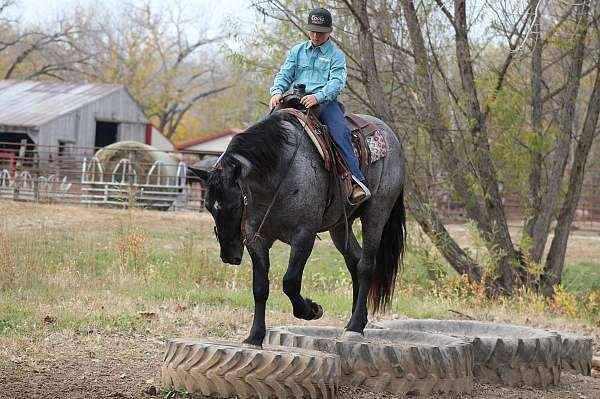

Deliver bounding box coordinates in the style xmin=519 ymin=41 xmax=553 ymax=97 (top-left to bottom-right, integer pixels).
xmin=311 ymin=15 xmax=325 ymax=25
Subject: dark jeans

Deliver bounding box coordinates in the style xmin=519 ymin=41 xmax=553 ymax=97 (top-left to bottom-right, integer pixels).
xmin=320 ymin=100 xmax=365 ymax=181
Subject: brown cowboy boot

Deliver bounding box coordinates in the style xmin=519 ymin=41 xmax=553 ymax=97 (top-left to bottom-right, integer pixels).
xmin=350 ymin=177 xmax=371 ymax=205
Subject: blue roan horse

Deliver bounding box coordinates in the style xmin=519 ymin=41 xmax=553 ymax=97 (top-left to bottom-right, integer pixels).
xmin=189 ymin=111 xmax=406 ymax=346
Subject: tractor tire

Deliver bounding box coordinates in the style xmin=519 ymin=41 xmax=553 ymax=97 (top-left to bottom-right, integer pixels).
xmin=265 ymin=326 xmax=473 ymax=396
xmin=373 ymin=319 xmax=562 ymax=387
xmin=559 ymin=332 xmax=593 ymax=376
xmin=161 ymin=338 xmax=340 ymax=399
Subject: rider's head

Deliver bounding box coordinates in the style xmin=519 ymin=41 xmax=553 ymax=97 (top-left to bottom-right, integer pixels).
xmin=305 ymin=8 xmax=333 ymax=47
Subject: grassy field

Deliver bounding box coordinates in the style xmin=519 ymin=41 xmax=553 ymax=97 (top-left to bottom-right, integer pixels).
xmin=0 ymin=202 xmax=599 ymax=398
xmin=1 ymin=202 xmax=599 ymax=340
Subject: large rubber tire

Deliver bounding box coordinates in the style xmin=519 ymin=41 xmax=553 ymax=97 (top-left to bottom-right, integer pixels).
xmin=373 ymin=319 xmax=562 ymax=387
xmin=265 ymin=326 xmax=473 ymax=396
xmin=559 ymin=332 xmax=593 ymax=376
xmin=161 ymin=338 xmax=340 ymax=399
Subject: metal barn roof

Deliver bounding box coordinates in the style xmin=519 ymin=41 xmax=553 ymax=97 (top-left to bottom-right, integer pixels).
xmin=176 ymin=130 xmax=241 ymax=151
xmin=0 ymin=80 xmax=124 ymax=128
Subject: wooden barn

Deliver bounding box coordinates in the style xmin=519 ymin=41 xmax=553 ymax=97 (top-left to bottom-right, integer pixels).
xmin=0 ymin=80 xmax=172 ymax=156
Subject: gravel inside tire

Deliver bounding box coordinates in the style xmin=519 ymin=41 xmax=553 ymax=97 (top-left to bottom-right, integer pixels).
xmin=265 ymin=326 xmax=474 ymax=396
xmin=558 ymin=331 xmax=593 ymax=376
xmin=161 ymin=338 xmax=340 ymax=399
xmin=373 ymin=319 xmax=562 ymax=387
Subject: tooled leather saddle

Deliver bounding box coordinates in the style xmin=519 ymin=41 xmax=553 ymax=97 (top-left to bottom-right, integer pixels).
xmin=274 ymin=93 xmax=388 ymax=197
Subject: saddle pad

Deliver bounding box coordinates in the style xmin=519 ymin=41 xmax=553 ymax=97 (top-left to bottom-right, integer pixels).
xmin=365 ymin=130 xmax=388 ymax=163
xmin=346 ymin=113 xmax=389 ymax=166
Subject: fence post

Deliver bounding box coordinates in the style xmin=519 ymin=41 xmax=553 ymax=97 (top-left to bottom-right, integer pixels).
xmin=127 ymin=151 xmax=134 ymax=208
xmin=13 ymin=139 xmax=27 ymax=201
xmin=33 ymin=151 xmax=40 ymax=201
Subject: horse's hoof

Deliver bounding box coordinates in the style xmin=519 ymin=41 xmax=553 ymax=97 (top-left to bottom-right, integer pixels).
xmin=310 ymin=303 xmax=324 ymax=320
xmin=242 ymin=337 xmax=263 ymax=349
xmin=304 ymin=298 xmax=324 ymax=320
xmin=341 ymin=330 xmax=364 ymax=341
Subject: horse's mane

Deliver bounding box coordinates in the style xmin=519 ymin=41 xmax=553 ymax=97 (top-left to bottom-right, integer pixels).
xmin=226 ymin=111 xmax=299 ymax=177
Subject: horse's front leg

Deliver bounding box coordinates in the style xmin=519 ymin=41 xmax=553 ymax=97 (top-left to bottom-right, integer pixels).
xmin=242 ymin=238 xmax=274 ymax=347
xmin=283 ymin=232 xmax=323 ymax=320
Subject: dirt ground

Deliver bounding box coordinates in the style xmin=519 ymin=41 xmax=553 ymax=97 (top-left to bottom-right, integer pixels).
xmin=1 ymin=202 xmax=600 ymax=398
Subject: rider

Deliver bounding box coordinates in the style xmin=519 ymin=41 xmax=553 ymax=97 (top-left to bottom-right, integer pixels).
xmin=269 ymin=7 xmax=371 ymax=204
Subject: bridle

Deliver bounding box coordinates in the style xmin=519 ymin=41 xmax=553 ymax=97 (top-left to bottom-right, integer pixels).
xmin=211 ymin=136 xmax=301 ymax=246
xmin=210 ymin=180 xmax=248 ymax=244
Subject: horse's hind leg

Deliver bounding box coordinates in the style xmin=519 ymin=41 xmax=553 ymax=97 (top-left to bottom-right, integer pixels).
xmin=242 ymin=238 xmax=274 ymax=347
xmin=329 ymin=223 xmax=361 ymax=315
xmin=283 ymin=232 xmax=323 ymax=320
xmin=345 ymin=211 xmax=388 ymax=334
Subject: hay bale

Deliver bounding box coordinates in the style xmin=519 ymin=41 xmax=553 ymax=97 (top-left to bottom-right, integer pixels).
xmin=93 ymin=141 xmax=181 ymax=209
xmin=95 ymin=141 xmax=179 ymax=185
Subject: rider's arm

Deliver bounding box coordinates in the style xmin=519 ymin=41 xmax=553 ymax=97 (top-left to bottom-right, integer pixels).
xmin=313 ymin=49 xmax=347 ymax=104
xmin=270 ymin=47 xmax=298 ymax=96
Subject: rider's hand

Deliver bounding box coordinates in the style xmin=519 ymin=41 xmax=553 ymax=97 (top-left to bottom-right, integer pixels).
xmin=300 ymin=94 xmax=318 ymax=108
xmin=269 ymin=93 xmax=283 ymax=109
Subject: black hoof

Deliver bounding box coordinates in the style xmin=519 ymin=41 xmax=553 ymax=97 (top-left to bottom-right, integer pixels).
xmin=306 ymin=298 xmax=324 ymax=320
xmin=242 ymin=336 xmax=263 ymax=349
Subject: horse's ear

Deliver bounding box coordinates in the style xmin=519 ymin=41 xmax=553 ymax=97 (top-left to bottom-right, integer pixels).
xmin=188 ymin=167 xmax=210 ymax=182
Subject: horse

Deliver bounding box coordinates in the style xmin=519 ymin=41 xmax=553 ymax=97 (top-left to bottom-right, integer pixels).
xmin=188 ymin=110 xmax=406 ymax=347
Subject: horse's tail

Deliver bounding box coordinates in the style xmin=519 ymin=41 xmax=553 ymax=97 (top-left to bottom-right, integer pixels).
xmin=368 ymin=189 xmax=406 ymax=313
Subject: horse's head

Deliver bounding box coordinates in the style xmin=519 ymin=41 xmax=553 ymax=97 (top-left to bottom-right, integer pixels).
xmin=188 ymin=156 xmax=246 ymax=265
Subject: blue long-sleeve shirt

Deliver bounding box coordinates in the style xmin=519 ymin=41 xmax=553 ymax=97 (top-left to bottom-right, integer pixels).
xmin=270 ymin=39 xmax=347 ymax=104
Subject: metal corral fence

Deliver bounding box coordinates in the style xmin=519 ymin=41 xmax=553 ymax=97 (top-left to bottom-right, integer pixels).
xmin=1 ymin=140 xmax=600 ymax=231
xmin=0 ymin=140 xmax=205 ymax=210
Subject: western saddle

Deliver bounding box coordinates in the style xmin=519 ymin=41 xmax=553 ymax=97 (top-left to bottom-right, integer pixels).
xmin=274 ymin=92 xmax=384 ymax=198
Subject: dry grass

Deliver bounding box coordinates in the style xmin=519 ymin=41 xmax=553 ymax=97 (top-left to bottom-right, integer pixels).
xmin=0 ymin=201 xmax=598 ymax=349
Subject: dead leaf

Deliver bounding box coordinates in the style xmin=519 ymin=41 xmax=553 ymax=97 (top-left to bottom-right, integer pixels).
xmin=137 ymin=311 xmax=156 ymax=318
xmin=43 ymin=315 xmax=56 ymax=324
xmin=175 ymin=304 xmax=187 ymax=312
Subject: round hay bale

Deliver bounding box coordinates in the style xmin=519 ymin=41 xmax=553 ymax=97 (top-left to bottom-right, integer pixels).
xmin=95 ymin=141 xmax=179 ymax=185
xmin=93 ymin=141 xmax=181 ymax=209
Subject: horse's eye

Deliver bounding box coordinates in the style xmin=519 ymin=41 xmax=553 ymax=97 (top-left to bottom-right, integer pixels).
xmin=213 ymin=201 xmax=221 ymax=211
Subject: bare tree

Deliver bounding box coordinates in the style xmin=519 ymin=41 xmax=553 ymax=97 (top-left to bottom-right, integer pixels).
xmin=66 ymin=2 xmax=232 ymax=140
xmin=0 ymin=2 xmax=92 ymax=80
xmin=247 ymin=0 xmax=600 ymax=295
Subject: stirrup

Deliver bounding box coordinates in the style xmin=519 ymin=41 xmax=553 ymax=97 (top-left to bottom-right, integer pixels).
xmin=348 ymin=176 xmax=371 ymax=206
